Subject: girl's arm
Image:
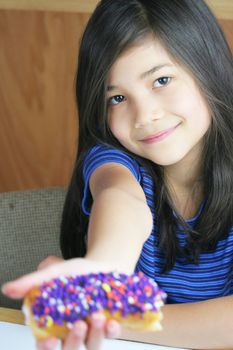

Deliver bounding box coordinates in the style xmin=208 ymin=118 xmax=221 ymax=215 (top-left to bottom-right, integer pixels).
xmin=85 ymin=162 xmax=153 ymax=272
xmin=121 ymin=295 xmax=233 ymax=349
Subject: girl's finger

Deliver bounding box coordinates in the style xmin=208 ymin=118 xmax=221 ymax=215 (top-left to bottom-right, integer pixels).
xmin=106 ymin=320 xmax=121 ymax=339
xmin=85 ymin=313 xmax=106 ymax=350
xmin=1 ymin=263 xmax=63 ymax=299
xmin=36 ymin=337 xmax=59 ymax=350
xmin=63 ymin=321 xmax=87 ymax=350
xmin=37 ymin=256 xmax=64 ymax=271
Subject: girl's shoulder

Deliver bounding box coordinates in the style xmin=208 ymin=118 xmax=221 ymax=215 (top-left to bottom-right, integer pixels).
xmin=83 ymin=143 xmax=142 ymax=183
xmin=84 ymin=143 xmax=136 ymax=162
xmin=81 ymin=143 xmax=143 ymax=216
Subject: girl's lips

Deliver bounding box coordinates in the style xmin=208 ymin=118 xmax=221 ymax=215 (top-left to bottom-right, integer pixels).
xmin=141 ymin=124 xmax=179 ymax=144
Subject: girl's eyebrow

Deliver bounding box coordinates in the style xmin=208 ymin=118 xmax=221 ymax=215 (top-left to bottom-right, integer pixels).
xmin=107 ymin=63 xmax=173 ymax=92
xmin=140 ymin=63 xmax=173 ymax=80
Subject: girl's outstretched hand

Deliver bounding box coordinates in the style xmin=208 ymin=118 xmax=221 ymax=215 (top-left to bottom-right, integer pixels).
xmin=2 ymin=257 xmax=121 ymax=350
xmin=2 ymin=257 xmax=115 ymax=299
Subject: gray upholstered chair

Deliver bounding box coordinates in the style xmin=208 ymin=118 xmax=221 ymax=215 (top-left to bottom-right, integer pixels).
xmin=0 ymin=187 xmax=66 ymax=309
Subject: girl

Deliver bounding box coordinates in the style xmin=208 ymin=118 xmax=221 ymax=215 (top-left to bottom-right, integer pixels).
xmin=3 ymin=0 xmax=233 ymax=349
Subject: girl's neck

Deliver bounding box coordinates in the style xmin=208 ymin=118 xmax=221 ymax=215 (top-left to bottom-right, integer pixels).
xmin=163 ymin=148 xmax=204 ymax=220
xmin=169 ymin=181 xmax=203 ymax=220
xmin=164 ymin=141 xmax=204 ymax=188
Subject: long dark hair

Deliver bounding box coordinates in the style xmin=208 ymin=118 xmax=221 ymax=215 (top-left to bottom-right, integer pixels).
xmin=60 ymin=0 xmax=233 ymax=271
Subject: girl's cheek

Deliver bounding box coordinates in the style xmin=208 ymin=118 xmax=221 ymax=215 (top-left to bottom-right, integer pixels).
xmin=112 ymin=126 xmax=125 ymax=142
xmin=109 ymin=118 xmax=128 ymax=141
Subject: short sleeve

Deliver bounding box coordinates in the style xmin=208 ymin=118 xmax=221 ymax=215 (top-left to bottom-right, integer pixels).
xmin=82 ymin=144 xmax=141 ymax=215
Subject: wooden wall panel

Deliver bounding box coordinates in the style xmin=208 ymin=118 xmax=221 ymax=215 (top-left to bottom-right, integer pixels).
xmin=0 ymin=3 xmax=232 ymax=192
xmin=219 ymin=20 xmax=233 ymax=52
xmin=0 ymin=1 xmax=232 ymax=20
xmin=0 ymin=10 xmax=89 ymax=191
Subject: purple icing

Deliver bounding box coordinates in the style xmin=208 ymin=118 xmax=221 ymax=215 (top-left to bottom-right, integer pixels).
xmin=31 ymin=271 xmax=166 ymax=327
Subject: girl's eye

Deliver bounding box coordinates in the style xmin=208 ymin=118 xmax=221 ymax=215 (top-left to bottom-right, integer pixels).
xmin=153 ymin=77 xmax=171 ymax=88
xmin=108 ymin=95 xmax=125 ymax=106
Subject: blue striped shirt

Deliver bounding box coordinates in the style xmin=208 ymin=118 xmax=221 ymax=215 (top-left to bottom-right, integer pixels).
xmin=82 ymin=144 xmax=233 ymax=303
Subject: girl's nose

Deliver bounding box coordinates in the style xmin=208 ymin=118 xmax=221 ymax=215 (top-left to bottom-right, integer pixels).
xmin=134 ymin=99 xmax=164 ymax=128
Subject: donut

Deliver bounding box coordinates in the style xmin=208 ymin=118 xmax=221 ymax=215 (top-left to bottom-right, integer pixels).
xmin=23 ymin=271 xmax=166 ymax=340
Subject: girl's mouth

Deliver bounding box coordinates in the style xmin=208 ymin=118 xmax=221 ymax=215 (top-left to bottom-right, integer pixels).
xmin=141 ymin=124 xmax=180 ymax=144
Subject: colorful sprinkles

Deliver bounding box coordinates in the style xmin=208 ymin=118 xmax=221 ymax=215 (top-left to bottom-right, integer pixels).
xmin=31 ymin=271 xmax=166 ymax=328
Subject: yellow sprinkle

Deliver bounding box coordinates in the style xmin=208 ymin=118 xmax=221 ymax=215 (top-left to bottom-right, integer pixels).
xmin=46 ymin=316 xmax=53 ymax=328
xmin=102 ymin=283 xmax=111 ymax=293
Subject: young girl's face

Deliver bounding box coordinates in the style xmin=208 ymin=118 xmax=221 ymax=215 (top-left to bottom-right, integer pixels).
xmin=107 ymin=38 xmax=211 ymax=168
